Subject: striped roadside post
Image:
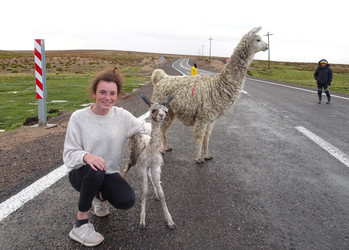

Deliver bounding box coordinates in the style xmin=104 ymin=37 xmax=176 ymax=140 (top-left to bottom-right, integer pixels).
xmin=34 ymin=39 xmax=47 ymax=125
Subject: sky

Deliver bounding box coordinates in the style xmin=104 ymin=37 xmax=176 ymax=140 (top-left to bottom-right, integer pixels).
xmin=1 ymin=0 xmax=348 ymax=64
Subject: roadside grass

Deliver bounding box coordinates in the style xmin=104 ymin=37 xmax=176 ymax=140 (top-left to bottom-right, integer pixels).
xmin=0 ymin=67 xmax=148 ymax=131
xmin=250 ymin=61 xmax=349 ymax=94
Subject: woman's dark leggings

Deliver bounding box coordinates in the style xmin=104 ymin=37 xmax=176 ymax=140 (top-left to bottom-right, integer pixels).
xmin=69 ymin=165 xmax=135 ymax=212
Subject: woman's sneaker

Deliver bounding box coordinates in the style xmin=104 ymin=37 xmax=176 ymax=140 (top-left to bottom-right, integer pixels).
xmin=92 ymin=197 xmax=110 ymax=217
xmin=69 ymin=223 xmax=104 ymax=247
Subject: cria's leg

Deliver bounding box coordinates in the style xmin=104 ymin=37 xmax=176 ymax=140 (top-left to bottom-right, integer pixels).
xmin=122 ymin=160 xmax=132 ymax=179
xmin=123 ymin=139 xmax=137 ymax=179
xmin=203 ymin=121 xmax=216 ymax=161
xmin=161 ymin=109 xmax=175 ymax=151
xmin=193 ymin=121 xmax=209 ymax=164
xmin=148 ymin=168 xmax=159 ymax=200
xmin=140 ymin=166 xmax=148 ymax=229
xmin=151 ymin=166 xmax=176 ymax=230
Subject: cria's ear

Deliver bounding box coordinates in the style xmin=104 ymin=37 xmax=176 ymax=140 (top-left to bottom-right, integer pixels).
xmin=139 ymin=93 xmax=152 ymax=107
xmin=162 ymin=95 xmax=175 ymax=106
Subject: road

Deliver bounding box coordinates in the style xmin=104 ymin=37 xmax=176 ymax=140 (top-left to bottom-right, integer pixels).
xmin=172 ymin=58 xmax=216 ymax=76
xmin=0 ymin=58 xmax=348 ymax=249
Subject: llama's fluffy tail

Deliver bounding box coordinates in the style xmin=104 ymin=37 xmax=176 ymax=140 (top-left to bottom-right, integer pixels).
xmin=151 ymin=69 xmax=168 ymax=86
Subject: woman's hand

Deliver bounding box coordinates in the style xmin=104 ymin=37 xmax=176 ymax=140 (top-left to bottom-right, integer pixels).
xmin=83 ymin=153 xmax=106 ymax=171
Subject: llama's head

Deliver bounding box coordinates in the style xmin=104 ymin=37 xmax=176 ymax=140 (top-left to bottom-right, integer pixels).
xmin=139 ymin=93 xmax=175 ymax=122
xmin=247 ymin=26 xmax=268 ymax=53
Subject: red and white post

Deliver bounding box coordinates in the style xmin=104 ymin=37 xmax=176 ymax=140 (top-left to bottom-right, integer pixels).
xmin=34 ymin=39 xmax=47 ymax=125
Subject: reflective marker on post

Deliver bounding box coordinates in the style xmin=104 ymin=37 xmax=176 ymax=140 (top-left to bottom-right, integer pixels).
xmin=34 ymin=39 xmax=47 ymax=125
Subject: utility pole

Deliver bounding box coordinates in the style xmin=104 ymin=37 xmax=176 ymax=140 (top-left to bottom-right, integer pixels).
xmin=202 ymin=45 xmax=204 ymax=57
xmin=208 ymin=36 xmax=213 ymax=59
xmin=263 ymin=32 xmax=273 ymax=69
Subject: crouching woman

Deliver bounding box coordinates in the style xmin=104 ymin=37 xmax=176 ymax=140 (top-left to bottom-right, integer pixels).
xmin=63 ymin=67 xmax=151 ymax=246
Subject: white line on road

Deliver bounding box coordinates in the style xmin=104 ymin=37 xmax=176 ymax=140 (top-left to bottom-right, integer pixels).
xmin=172 ymin=59 xmax=186 ymax=76
xmin=0 ymin=165 xmax=67 ymax=222
xmin=184 ymin=58 xmax=215 ymax=75
xmin=296 ymin=126 xmax=349 ymax=168
xmin=0 ymin=113 xmax=150 ymax=223
xmin=251 ymin=78 xmax=349 ymax=101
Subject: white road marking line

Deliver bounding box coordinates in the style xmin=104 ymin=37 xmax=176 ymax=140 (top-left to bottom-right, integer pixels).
xmin=241 ymin=90 xmax=248 ymax=95
xmin=184 ymin=58 xmax=214 ymax=75
xmin=172 ymin=59 xmax=186 ymax=76
xmin=296 ymin=126 xmax=349 ymax=168
xmin=0 ymin=165 xmax=67 ymax=222
xmin=0 ymin=112 xmax=150 ymax=223
xmin=251 ymin=78 xmax=349 ymax=101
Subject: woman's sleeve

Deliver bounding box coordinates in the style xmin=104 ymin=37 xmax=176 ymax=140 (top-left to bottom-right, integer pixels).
xmin=63 ymin=114 xmax=88 ymax=169
xmin=125 ymin=111 xmax=151 ymax=138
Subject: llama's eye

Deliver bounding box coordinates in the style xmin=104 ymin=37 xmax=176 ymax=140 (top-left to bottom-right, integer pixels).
xmin=151 ymin=110 xmax=156 ymax=114
xmin=257 ymin=39 xmax=261 ymax=42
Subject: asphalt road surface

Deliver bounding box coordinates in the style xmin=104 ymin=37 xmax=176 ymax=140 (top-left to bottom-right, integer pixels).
xmin=1 ymin=58 xmax=348 ymax=249
xmin=172 ymin=58 xmax=216 ymax=76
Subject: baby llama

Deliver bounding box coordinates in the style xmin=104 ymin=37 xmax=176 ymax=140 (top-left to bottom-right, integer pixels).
xmin=151 ymin=27 xmax=268 ymax=163
xmin=123 ymin=93 xmax=176 ymax=230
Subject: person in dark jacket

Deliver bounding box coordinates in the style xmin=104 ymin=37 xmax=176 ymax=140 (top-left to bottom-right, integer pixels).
xmin=314 ymin=59 xmax=333 ymax=104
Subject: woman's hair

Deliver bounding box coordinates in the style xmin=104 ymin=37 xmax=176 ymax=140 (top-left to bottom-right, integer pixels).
xmin=90 ymin=66 xmax=123 ymax=96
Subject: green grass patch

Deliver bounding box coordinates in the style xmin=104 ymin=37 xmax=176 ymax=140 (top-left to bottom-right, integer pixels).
xmin=0 ymin=67 xmax=148 ymax=131
xmin=250 ymin=61 xmax=349 ymax=94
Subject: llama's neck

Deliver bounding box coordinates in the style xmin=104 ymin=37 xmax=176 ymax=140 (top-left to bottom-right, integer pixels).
xmin=220 ymin=44 xmax=255 ymax=84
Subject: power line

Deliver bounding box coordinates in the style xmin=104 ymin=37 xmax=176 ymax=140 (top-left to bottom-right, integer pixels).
xmin=263 ymin=32 xmax=273 ymax=69
xmin=208 ymin=36 xmax=214 ymax=58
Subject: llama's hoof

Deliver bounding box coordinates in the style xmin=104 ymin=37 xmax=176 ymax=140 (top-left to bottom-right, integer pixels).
xmin=204 ymin=156 xmax=213 ymax=161
xmin=165 ymin=147 xmax=173 ymax=152
xmin=140 ymin=223 xmax=146 ymax=230
xmin=168 ymin=223 xmax=176 ymax=230
xmin=195 ymin=159 xmax=204 ymax=164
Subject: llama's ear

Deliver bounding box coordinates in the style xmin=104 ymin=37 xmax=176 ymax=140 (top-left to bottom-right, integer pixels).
xmin=251 ymin=26 xmax=262 ymax=34
xmin=249 ymin=26 xmax=262 ymax=38
xmin=162 ymin=95 xmax=175 ymax=106
xmin=139 ymin=93 xmax=152 ymax=107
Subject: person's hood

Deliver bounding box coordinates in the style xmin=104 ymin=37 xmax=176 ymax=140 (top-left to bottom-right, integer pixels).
xmin=318 ymin=60 xmax=330 ymax=68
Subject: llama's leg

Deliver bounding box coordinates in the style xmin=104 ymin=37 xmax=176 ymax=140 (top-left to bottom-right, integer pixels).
xmin=151 ymin=166 xmax=176 ymax=229
xmin=162 ymin=109 xmax=176 ymax=151
xmin=147 ymin=168 xmax=159 ymax=200
xmin=193 ymin=121 xmax=209 ymax=164
xmin=203 ymin=121 xmax=216 ymax=161
xmin=140 ymin=166 xmax=148 ymax=229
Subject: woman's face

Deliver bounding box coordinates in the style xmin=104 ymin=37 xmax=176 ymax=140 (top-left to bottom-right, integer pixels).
xmin=92 ymin=80 xmax=118 ymax=115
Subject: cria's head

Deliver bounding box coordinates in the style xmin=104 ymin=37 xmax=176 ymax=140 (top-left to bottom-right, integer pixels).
xmin=139 ymin=93 xmax=175 ymax=122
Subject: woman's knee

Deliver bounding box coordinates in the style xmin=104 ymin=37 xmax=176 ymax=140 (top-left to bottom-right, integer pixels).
xmin=107 ymin=188 xmax=135 ymax=210
xmin=117 ymin=193 xmax=135 ymax=210
xmin=84 ymin=167 xmax=105 ymax=183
